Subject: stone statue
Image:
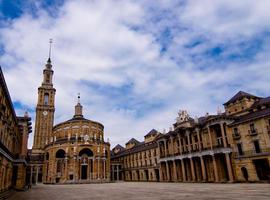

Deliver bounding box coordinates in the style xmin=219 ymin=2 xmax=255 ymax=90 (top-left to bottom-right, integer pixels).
xmin=176 ymin=110 xmax=189 ymax=123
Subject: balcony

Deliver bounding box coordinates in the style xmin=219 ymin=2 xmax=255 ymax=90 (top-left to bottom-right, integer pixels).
xmin=248 ymin=129 xmax=258 ymax=136
xmin=232 ymin=132 xmax=241 ymax=140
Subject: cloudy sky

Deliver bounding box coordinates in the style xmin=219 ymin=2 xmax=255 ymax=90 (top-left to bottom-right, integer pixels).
xmin=0 ymin=0 xmax=270 ymax=148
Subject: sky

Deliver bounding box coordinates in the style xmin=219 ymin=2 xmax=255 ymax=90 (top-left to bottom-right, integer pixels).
xmin=0 ymin=0 xmax=270 ymax=149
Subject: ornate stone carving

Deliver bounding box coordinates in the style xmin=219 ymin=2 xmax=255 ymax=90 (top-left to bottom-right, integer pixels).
xmin=176 ymin=110 xmax=189 ymax=123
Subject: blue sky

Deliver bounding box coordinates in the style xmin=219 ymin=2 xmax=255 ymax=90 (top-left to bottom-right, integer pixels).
xmin=0 ymin=0 xmax=270 ymax=148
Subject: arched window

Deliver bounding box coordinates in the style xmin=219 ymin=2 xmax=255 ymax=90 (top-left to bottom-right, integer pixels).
xmin=44 ymin=93 xmax=49 ymax=105
xmin=79 ymin=148 xmax=93 ymax=157
xmin=56 ymin=149 xmax=65 ymax=158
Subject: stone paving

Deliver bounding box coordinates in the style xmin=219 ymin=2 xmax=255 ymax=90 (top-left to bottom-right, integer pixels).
xmin=10 ymin=182 xmax=270 ymax=200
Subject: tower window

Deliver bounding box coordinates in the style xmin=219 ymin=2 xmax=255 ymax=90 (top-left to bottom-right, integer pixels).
xmin=46 ymin=74 xmax=50 ymax=83
xmin=44 ymin=93 xmax=49 ymax=105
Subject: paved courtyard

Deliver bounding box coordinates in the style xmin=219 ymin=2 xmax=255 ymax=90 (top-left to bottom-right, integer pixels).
xmin=10 ymin=182 xmax=270 ymax=200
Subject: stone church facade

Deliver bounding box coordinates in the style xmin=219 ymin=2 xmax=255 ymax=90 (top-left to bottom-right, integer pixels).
xmin=29 ymin=58 xmax=110 ymax=184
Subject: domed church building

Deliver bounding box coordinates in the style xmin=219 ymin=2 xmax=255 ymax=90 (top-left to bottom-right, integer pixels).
xmin=43 ymin=97 xmax=110 ymax=184
xmin=29 ymin=54 xmax=110 ymax=184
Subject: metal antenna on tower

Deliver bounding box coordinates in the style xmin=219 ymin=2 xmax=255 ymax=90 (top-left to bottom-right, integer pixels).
xmin=78 ymin=93 xmax=80 ymax=103
xmin=48 ymin=38 xmax=53 ymax=60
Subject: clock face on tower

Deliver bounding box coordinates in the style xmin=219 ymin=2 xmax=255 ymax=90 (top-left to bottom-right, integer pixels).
xmin=43 ymin=111 xmax=48 ymax=116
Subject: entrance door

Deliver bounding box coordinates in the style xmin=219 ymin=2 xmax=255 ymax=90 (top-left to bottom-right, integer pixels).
xmin=155 ymin=169 xmax=160 ymax=182
xmin=81 ymin=165 xmax=88 ymax=180
xmin=145 ymin=170 xmax=149 ymax=181
xmin=253 ymin=159 xmax=270 ymax=180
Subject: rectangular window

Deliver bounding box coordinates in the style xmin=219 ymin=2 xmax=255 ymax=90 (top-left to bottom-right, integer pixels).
xmin=237 ymin=143 xmax=243 ymax=155
xmin=253 ymin=140 xmax=261 ymax=153
xmin=233 ymin=128 xmax=239 ymax=135
xmin=250 ymin=123 xmax=255 ymax=132
xmin=44 ymin=94 xmax=49 ymax=105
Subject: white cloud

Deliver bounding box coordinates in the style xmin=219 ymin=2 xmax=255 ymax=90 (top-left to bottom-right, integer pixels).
xmin=0 ymin=0 xmax=270 ymax=149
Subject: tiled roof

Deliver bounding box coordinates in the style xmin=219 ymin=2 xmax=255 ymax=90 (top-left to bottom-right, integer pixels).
xmin=229 ymin=107 xmax=270 ymax=126
xmin=251 ymin=97 xmax=270 ymax=108
xmin=126 ymin=138 xmax=140 ymax=145
xmin=113 ymin=144 xmax=125 ymax=150
xmin=223 ymin=91 xmax=260 ymax=106
xmin=111 ymin=141 xmax=157 ymax=159
xmin=144 ymin=129 xmax=158 ymax=137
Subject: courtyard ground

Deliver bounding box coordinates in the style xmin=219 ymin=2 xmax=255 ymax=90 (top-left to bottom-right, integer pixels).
xmin=10 ymin=182 xmax=270 ymax=200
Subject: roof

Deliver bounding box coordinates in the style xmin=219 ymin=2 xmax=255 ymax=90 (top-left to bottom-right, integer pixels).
xmin=224 ymin=91 xmax=260 ymax=106
xmin=53 ymin=116 xmax=104 ymax=130
xmin=144 ymin=129 xmax=158 ymax=137
xmin=111 ymin=140 xmax=157 ymax=159
xmin=126 ymin=138 xmax=140 ymax=145
xmin=113 ymin=144 xmax=125 ymax=150
xmin=251 ymin=97 xmax=270 ymax=108
xmin=229 ymin=107 xmax=270 ymax=126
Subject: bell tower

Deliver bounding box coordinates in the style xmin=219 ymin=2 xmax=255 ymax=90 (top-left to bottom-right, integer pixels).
xmin=32 ymin=40 xmax=56 ymax=153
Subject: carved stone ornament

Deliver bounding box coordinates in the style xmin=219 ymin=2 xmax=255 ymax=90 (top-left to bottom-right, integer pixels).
xmin=176 ymin=110 xmax=189 ymax=123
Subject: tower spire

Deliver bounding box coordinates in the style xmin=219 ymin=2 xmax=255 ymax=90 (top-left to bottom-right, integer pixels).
xmin=47 ymin=38 xmax=53 ymax=63
xmin=74 ymin=93 xmax=83 ymax=118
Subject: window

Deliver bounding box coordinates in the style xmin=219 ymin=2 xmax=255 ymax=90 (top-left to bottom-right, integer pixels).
xmin=44 ymin=93 xmax=49 ymax=105
xmin=253 ymin=140 xmax=261 ymax=153
xmin=237 ymin=143 xmax=243 ymax=155
xmin=233 ymin=128 xmax=239 ymax=135
xmin=46 ymin=74 xmax=50 ymax=83
xmin=250 ymin=123 xmax=255 ymax=132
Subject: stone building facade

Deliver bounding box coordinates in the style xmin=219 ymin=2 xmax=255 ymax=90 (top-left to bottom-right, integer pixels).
xmin=29 ymin=58 xmax=110 ymax=184
xmin=111 ymin=129 xmax=160 ymax=181
xmin=111 ymin=91 xmax=270 ymax=182
xmin=0 ymin=67 xmax=32 ymax=193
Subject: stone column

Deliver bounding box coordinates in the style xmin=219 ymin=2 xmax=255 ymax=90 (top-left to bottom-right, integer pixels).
xmin=103 ymin=160 xmax=106 ymax=179
xmin=73 ymin=157 xmax=76 ymax=182
xmin=165 ymin=161 xmax=170 ymax=181
xmin=207 ymin=126 xmax=213 ymax=150
xmin=212 ymin=155 xmax=219 ymax=182
xmin=178 ymin=135 xmax=182 ymax=155
xmin=112 ymin=165 xmax=115 ymax=181
xmin=30 ymin=165 xmax=33 ymax=185
xmin=97 ymin=157 xmax=100 ymax=180
xmin=164 ymin=140 xmax=168 ymax=156
xmin=159 ymin=165 xmax=163 ymax=181
xmin=180 ymin=159 xmax=186 ymax=182
xmin=170 ymin=137 xmax=174 ymax=155
xmin=200 ymin=156 xmax=206 ymax=181
xmin=173 ymin=160 xmax=177 ymax=181
xmin=65 ymin=158 xmax=68 ymax=181
xmin=225 ymin=153 xmax=234 ymax=182
xmin=196 ymin=128 xmax=202 ymax=151
xmin=220 ymin=122 xmax=227 ymax=147
xmin=116 ymin=165 xmax=119 ymax=181
xmin=190 ymin=157 xmax=196 ymax=181
xmin=92 ymin=158 xmax=95 ymax=180
xmin=35 ymin=166 xmax=39 ymax=184
xmin=87 ymin=158 xmax=90 ymax=180
xmin=186 ymin=131 xmax=191 ymax=152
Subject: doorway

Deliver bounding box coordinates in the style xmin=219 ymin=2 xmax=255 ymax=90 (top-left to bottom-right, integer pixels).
xmin=155 ymin=169 xmax=160 ymax=182
xmin=81 ymin=165 xmax=88 ymax=180
xmin=253 ymin=159 xmax=270 ymax=180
